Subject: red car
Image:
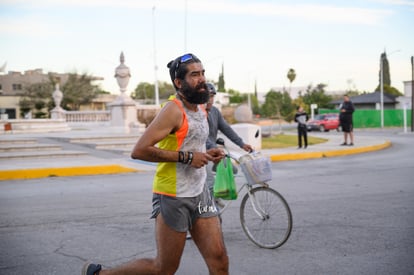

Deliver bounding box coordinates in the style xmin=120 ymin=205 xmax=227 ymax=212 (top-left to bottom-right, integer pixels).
xmin=306 ymin=113 xmax=341 ymax=132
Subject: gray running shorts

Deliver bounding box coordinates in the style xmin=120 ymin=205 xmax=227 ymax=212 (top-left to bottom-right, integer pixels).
xmin=151 ymin=184 xmax=219 ymax=232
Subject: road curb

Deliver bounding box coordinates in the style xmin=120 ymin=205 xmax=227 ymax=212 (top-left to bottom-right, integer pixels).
xmin=0 ymin=141 xmax=392 ymax=181
xmin=270 ymin=140 xmax=391 ymax=162
xmin=0 ymin=165 xmax=139 ymax=181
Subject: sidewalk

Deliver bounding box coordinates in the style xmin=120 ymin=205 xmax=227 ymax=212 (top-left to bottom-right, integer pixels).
xmin=0 ymin=129 xmax=391 ymax=180
xmin=264 ymin=133 xmax=391 ymax=162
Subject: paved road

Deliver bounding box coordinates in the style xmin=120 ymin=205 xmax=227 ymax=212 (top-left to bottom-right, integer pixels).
xmin=0 ymin=130 xmax=413 ymax=274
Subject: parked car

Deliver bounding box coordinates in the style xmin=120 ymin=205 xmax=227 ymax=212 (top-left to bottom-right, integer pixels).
xmin=306 ymin=113 xmax=341 ymax=132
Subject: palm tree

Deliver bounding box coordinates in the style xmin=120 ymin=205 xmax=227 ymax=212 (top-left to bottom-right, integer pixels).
xmin=287 ymin=68 xmax=296 ymax=97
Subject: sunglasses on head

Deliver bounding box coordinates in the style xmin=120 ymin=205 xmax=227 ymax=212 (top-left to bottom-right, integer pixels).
xmin=174 ymin=53 xmax=194 ymax=77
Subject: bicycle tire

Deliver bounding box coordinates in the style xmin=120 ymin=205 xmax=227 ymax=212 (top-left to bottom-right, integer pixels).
xmin=240 ymin=186 xmax=292 ymax=249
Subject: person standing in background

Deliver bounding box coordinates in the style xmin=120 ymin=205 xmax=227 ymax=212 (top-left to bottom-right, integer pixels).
xmin=294 ymin=106 xmax=308 ymax=149
xmin=339 ymin=94 xmax=355 ymax=146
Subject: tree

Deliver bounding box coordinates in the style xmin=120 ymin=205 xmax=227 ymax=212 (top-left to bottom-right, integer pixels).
xmin=261 ymin=89 xmax=291 ymax=119
xmin=131 ymin=81 xmax=175 ymax=103
xmin=292 ymin=97 xmax=307 ymax=113
xmin=60 ymin=73 xmax=101 ymax=110
xmin=131 ymin=82 xmax=154 ymax=101
xmin=254 ymin=80 xmax=258 ymax=99
xmin=19 ymin=98 xmax=32 ymax=118
xmin=280 ymin=90 xmax=294 ymax=122
xmin=227 ymin=89 xmax=247 ymax=104
xmin=250 ymin=93 xmax=260 ymax=116
xmin=379 ymin=84 xmax=403 ymax=97
xmin=376 ymin=52 xmax=403 ymax=96
xmin=18 ymin=81 xmax=54 ymax=118
xmin=218 ymin=63 xmax=225 ymax=92
xmin=302 ymin=84 xmax=334 ymax=112
xmin=18 ymin=73 xmax=102 ymax=116
xmin=287 ymin=68 xmax=296 ymax=96
xmin=379 ymin=52 xmax=391 ymax=87
xmin=262 ymin=90 xmax=281 ymax=118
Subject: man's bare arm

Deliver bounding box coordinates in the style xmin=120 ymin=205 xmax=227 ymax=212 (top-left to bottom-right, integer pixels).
xmin=131 ymin=102 xmax=182 ymax=162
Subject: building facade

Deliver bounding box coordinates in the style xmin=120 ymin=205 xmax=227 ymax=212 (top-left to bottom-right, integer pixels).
xmin=0 ymin=69 xmax=104 ymax=119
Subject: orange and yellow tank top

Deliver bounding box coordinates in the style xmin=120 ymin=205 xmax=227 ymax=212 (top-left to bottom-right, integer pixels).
xmin=153 ymin=98 xmax=208 ymax=197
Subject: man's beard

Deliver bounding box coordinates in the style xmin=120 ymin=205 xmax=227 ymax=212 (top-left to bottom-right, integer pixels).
xmin=180 ymin=81 xmax=209 ymax=104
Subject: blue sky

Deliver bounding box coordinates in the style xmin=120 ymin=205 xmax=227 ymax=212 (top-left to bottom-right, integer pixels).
xmin=1 ymin=0 xmax=413 ymax=96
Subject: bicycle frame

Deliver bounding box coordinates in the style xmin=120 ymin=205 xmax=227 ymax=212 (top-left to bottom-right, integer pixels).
xmin=214 ymin=139 xmax=293 ymax=249
xmin=245 ymin=185 xmax=270 ymax=220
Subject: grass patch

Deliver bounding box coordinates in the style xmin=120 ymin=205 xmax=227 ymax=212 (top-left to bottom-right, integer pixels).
xmin=262 ymin=133 xmax=328 ymax=149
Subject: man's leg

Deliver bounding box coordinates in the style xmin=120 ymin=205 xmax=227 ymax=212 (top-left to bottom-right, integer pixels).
xmin=190 ymin=216 xmax=228 ymax=275
xmin=297 ymin=129 xmax=302 ymax=148
xmin=303 ymin=129 xmax=308 ymax=148
xmin=100 ymin=214 xmax=186 ymax=275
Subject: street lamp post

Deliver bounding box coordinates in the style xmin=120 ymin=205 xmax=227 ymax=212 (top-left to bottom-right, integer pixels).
xmin=152 ymin=6 xmax=159 ymax=106
xmin=380 ymin=54 xmax=384 ymax=128
xmin=184 ymin=0 xmax=188 ymax=52
xmin=411 ymin=56 xmax=414 ymax=132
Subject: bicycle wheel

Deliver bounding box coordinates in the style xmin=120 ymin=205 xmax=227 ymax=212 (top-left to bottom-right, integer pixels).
xmin=240 ymin=186 xmax=292 ymax=249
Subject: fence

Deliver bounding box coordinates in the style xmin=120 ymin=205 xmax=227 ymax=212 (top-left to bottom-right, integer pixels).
xmin=64 ymin=110 xmax=111 ymax=122
xmin=319 ymin=109 xmax=413 ymax=128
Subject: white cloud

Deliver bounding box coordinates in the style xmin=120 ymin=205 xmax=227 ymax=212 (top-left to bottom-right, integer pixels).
xmin=0 ymin=17 xmax=59 ymax=37
xmin=1 ymin=0 xmax=392 ymax=25
xmin=188 ymin=1 xmax=392 ymax=25
xmin=370 ymin=0 xmax=414 ymax=7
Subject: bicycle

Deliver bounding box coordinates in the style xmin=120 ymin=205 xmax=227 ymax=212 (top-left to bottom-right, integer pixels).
xmin=214 ymin=138 xmax=293 ymax=249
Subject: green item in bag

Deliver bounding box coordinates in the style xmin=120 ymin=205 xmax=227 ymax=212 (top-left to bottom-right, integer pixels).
xmin=213 ymin=157 xmax=237 ymax=200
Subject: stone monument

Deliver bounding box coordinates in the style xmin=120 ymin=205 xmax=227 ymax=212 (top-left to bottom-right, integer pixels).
xmin=51 ymin=83 xmax=66 ymax=119
xmin=108 ymin=52 xmax=144 ymax=134
xmin=219 ymin=104 xmax=262 ymax=151
xmin=234 ymin=104 xmax=253 ymax=123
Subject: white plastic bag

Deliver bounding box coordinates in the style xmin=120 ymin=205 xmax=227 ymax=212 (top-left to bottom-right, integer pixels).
xmin=239 ymin=152 xmax=272 ymax=185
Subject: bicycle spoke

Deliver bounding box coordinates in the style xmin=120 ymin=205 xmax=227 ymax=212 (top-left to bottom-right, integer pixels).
xmin=240 ymin=187 xmax=292 ymax=249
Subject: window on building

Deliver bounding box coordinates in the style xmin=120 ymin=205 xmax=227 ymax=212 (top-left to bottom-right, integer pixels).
xmin=12 ymin=84 xmax=22 ymax=90
xmin=8 ymin=109 xmax=16 ymax=119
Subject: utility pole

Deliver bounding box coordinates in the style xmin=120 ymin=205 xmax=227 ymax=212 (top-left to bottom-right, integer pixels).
xmin=152 ymin=6 xmax=159 ymax=105
xmin=380 ymin=53 xmax=384 ymax=128
xmin=184 ymin=0 xmax=187 ymax=52
xmin=411 ymin=56 xmax=414 ymax=132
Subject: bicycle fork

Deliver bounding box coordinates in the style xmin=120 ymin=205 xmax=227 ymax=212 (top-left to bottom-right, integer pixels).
xmin=246 ymin=185 xmax=270 ymax=220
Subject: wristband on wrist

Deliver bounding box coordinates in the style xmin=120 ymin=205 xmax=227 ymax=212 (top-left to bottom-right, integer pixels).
xmin=187 ymin=151 xmax=193 ymax=165
xmin=178 ymin=151 xmax=184 ymax=163
xmin=182 ymin=151 xmax=189 ymax=164
xmin=186 ymin=151 xmax=190 ymax=164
